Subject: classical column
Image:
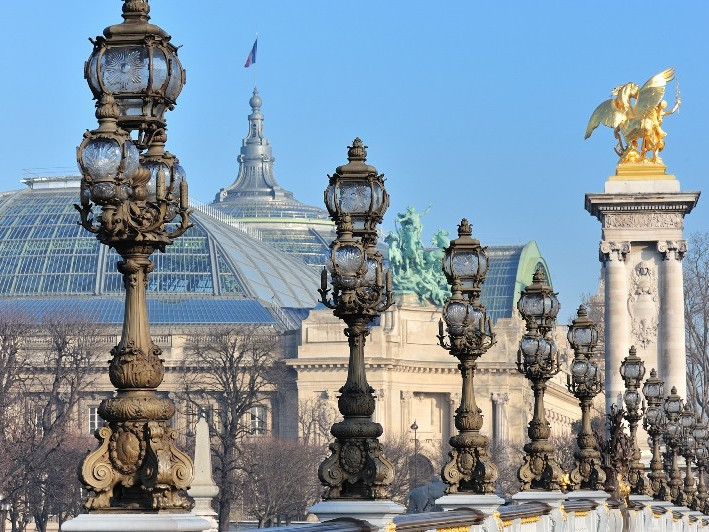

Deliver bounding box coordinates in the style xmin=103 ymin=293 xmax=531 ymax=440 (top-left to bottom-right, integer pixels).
xmin=600 ymin=241 xmax=631 ymax=410
xmin=490 ymin=393 xmax=509 ymax=445
xmin=447 ymin=393 xmax=459 ymax=442
xmin=401 ymin=391 xmax=413 ymax=433
xmin=658 ymin=240 xmax=687 ymax=398
xmin=374 ymin=389 xmax=386 ymax=426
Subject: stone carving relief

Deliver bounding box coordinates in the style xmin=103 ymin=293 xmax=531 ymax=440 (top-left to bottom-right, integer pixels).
xmin=604 ymin=213 xmax=683 ymax=229
xmin=627 ymin=261 xmax=659 ymax=348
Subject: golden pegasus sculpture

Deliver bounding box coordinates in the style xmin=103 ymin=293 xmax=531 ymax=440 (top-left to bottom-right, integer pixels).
xmin=585 ymin=68 xmax=680 ymax=164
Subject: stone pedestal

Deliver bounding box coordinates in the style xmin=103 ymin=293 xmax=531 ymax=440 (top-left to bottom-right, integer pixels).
xmin=309 ymin=500 xmax=404 ymax=531
xmin=511 ymin=490 xmax=566 ymax=507
xmin=61 ymin=513 xmax=210 ymax=532
xmin=435 ymin=493 xmax=505 ymax=514
xmin=567 ymin=489 xmax=610 ymax=505
xmin=586 ymin=163 xmax=699 ymax=411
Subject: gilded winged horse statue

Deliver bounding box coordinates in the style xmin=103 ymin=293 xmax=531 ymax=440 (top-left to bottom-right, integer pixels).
xmin=585 ymin=68 xmax=680 ymax=164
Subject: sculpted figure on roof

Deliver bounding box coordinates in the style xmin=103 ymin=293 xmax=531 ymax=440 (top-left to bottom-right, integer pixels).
xmin=386 ymin=206 xmax=449 ymax=306
xmin=585 ymin=68 xmax=680 ymax=164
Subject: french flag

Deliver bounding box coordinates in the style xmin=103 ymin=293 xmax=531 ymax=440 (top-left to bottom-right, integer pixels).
xmin=244 ymin=39 xmax=257 ymax=68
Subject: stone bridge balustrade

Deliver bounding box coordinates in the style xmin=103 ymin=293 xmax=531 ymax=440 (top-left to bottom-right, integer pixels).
xmin=255 ymin=499 xmax=709 ymax=532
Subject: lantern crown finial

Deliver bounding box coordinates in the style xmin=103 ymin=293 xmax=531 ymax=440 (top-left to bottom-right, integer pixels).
xmin=650 ymin=368 xmax=657 ymax=378
xmin=347 ymin=138 xmax=367 ymax=162
xmin=532 ymin=266 xmax=546 ymax=284
xmin=122 ymin=0 xmax=150 ymax=21
xmin=457 ymin=218 xmax=472 ymax=237
xmin=576 ymin=305 xmax=588 ymax=318
xmin=95 ymin=93 xmax=120 ymax=122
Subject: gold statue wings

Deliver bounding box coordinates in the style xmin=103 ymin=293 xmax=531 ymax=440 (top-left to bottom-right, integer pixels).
xmin=584 ymin=68 xmax=680 ymax=160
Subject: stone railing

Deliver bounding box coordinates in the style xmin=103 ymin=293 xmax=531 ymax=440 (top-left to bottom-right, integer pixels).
xmin=257 ymin=497 xmax=709 ymax=532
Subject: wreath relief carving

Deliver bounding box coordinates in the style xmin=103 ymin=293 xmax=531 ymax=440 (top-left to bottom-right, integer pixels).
xmin=627 ymin=261 xmax=659 ymax=348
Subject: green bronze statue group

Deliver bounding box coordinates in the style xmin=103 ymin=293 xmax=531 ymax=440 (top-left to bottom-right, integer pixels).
xmin=385 ymin=205 xmax=450 ymax=306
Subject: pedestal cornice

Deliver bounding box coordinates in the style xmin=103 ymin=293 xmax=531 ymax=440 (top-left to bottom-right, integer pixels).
xmin=585 ymin=191 xmax=700 ymax=222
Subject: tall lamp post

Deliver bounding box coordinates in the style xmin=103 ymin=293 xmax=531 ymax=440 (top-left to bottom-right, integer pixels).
xmin=619 ymin=346 xmax=649 ymax=496
xmin=75 ymin=0 xmax=193 ymax=511
xmin=664 ymin=387 xmax=685 ymax=504
xmin=317 ymin=139 xmax=395 ymax=500
xmin=516 ymin=268 xmax=563 ymax=491
xmin=678 ymin=404 xmax=697 ymax=508
xmin=691 ymin=417 xmax=708 ymax=512
xmin=437 ymin=219 xmax=497 ymax=494
xmin=566 ymin=306 xmax=605 ymax=490
xmin=642 ymin=369 xmax=670 ymax=501
xmin=411 ymin=421 xmax=419 ymax=489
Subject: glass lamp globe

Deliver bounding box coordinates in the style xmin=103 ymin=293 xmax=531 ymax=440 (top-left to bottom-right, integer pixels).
xmin=681 ymin=405 xmax=696 ymax=428
xmin=664 ymin=388 xmax=683 ymax=416
xmin=571 ymin=357 xmax=591 ymax=379
xmin=444 ymin=300 xmax=468 ymax=337
xmin=331 ymin=243 xmax=365 ymax=290
xmin=667 ymin=421 xmax=682 ymax=439
xmin=645 ymin=405 xmax=662 ymax=425
xmin=620 ymin=345 xmax=645 ymax=384
xmin=624 ymin=390 xmax=640 ymax=410
xmin=696 ymin=445 xmax=709 ymax=462
xmin=441 ymin=219 xmax=488 ymax=293
xmin=642 ymin=369 xmax=664 ymax=401
xmin=324 ymin=139 xmax=388 ymax=236
xmin=517 ymin=267 xmax=560 ymax=328
xmin=85 ymin=2 xmax=185 ymax=133
xmin=567 ymin=305 xmax=598 ymax=355
xmin=693 ymin=420 xmax=708 ymax=443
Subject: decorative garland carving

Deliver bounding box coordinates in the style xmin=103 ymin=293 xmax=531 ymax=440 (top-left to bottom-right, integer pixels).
xmin=627 ymin=261 xmax=659 ymax=348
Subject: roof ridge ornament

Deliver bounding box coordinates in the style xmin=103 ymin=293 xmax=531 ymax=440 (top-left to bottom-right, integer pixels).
xmin=347 ymin=138 xmax=367 ymax=162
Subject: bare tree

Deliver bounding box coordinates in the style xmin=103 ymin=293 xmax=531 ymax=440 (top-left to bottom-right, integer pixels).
xmin=297 ymin=397 xmax=337 ymax=445
xmin=236 ymin=437 xmax=322 ymax=527
xmin=0 ymin=314 xmax=102 ymax=532
xmin=685 ymin=232 xmax=709 ymax=420
xmin=180 ymin=325 xmax=281 ymax=532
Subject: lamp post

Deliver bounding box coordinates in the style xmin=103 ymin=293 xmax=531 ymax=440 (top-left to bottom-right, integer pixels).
xmin=318 ymin=139 xmax=394 ymax=500
xmin=566 ymin=306 xmax=605 ymax=490
xmin=664 ymin=387 xmax=684 ymax=504
xmin=75 ymin=0 xmax=193 ymax=511
xmin=411 ymin=421 xmax=419 ymax=489
xmin=515 ymin=268 xmax=563 ymax=491
xmin=437 ymin=219 xmax=497 ymax=494
xmin=619 ymin=345 xmax=649 ymax=496
xmin=642 ymin=369 xmax=670 ymax=501
xmin=679 ymin=403 xmax=697 ymax=508
xmin=691 ymin=417 xmax=708 ymax=512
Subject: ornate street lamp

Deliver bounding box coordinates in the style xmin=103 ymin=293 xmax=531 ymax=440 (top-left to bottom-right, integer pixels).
xmin=620 ymin=346 xmax=649 ymax=495
xmin=75 ymin=0 xmax=193 ymax=511
xmin=437 ymin=219 xmax=497 ymax=494
xmin=515 ymin=268 xmax=563 ymax=491
xmin=664 ymin=387 xmax=685 ymax=504
xmin=318 ymin=141 xmax=394 ymax=500
xmin=324 ymin=138 xmax=389 ymax=243
xmin=642 ymin=369 xmax=670 ymax=501
xmin=566 ymin=306 xmax=605 ymax=490
xmin=678 ymin=404 xmax=698 ymax=508
xmin=691 ymin=417 xmax=708 ymax=512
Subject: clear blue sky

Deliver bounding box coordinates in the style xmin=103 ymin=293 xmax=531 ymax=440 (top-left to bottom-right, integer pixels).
xmin=1 ymin=1 xmax=708 ymax=320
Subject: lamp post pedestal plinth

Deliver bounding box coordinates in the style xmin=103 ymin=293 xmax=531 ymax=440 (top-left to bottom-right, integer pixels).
xmin=309 ymin=499 xmax=405 ymax=531
xmin=435 ymin=494 xmax=504 ymax=515
xmin=61 ymin=513 xmax=210 ymax=532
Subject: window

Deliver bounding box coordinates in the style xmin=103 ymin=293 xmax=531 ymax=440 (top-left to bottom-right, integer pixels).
xmin=88 ymin=406 xmax=100 ymax=435
xmin=249 ymin=406 xmax=266 ymax=435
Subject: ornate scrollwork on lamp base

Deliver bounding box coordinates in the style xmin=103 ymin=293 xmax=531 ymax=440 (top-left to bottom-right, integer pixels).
xmin=643 ymin=369 xmax=671 ymax=501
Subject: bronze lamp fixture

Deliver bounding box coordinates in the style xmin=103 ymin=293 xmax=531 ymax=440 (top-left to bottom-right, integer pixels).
xmin=566 ymin=305 xmax=605 ymax=490
xmin=437 ymin=219 xmax=497 ymax=494
xmin=664 ymin=387 xmax=685 ymax=504
xmin=318 ymin=140 xmax=395 ymax=500
xmin=515 ymin=268 xmax=563 ymax=491
xmin=620 ymin=346 xmax=649 ymax=496
xmin=642 ymin=369 xmax=670 ymax=501
xmin=75 ymin=0 xmax=193 ymax=511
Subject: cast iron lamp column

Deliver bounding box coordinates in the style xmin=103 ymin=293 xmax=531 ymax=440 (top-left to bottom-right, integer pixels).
xmin=566 ymin=306 xmax=605 ymax=490
xmin=664 ymin=387 xmax=684 ymax=504
xmin=678 ymin=404 xmax=697 ymax=508
xmin=642 ymin=369 xmax=670 ymax=501
xmin=515 ymin=268 xmax=563 ymax=491
xmin=318 ymin=140 xmax=394 ymax=499
xmin=437 ymin=219 xmax=497 ymax=494
xmin=691 ymin=418 xmax=708 ymax=512
xmin=75 ymin=0 xmax=193 ymax=511
xmin=620 ymin=346 xmax=649 ymax=495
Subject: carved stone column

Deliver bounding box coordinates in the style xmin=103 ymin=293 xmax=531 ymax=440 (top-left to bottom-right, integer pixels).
xmin=657 ymin=240 xmax=687 ymax=398
xmin=401 ymin=391 xmax=413 ymax=433
xmin=490 ymin=393 xmax=509 ymax=445
xmin=600 ymin=241 xmax=630 ymax=410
